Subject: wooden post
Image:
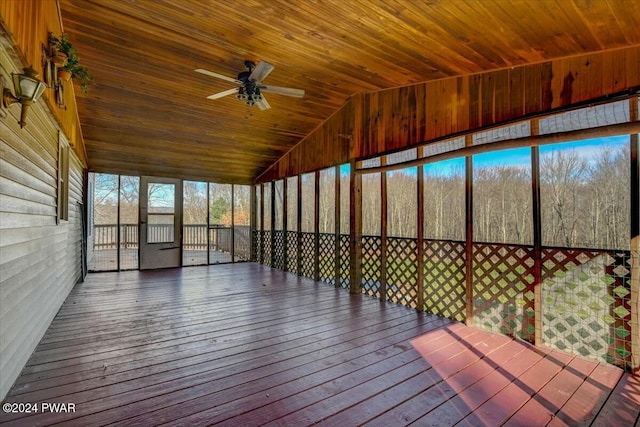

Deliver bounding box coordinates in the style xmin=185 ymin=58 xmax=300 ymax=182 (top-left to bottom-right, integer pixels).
xmin=334 ymin=165 xmax=341 ymax=287
xmin=531 ymin=120 xmax=543 ymax=347
xmin=465 ymin=135 xmax=474 ymax=325
xmin=249 ymin=184 xmax=255 ymax=262
xmin=231 ymin=184 xmax=235 ymax=263
xmin=282 ymin=178 xmax=288 ymax=272
xmin=417 ymin=147 xmax=425 ymax=312
xmin=380 ymin=158 xmax=388 ymax=301
xmin=116 ymin=174 xmax=121 ymax=271
xmin=630 ymin=98 xmax=639 ymax=373
xmin=270 ymin=181 xmax=276 ymax=267
xmin=350 ymin=159 xmax=363 ymax=294
xmin=297 ymin=174 xmax=302 ymax=276
xmin=259 ymin=183 xmax=265 ymax=265
xmin=314 ymin=170 xmax=321 ymax=281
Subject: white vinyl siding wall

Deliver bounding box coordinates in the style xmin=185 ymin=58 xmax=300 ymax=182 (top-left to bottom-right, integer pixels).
xmin=0 ymin=43 xmax=84 ymax=400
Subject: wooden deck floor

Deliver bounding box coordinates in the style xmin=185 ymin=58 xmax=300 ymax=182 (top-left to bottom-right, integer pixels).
xmin=1 ymin=264 xmax=638 ymax=427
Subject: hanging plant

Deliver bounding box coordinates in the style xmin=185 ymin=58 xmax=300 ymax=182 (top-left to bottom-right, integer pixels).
xmin=48 ymin=32 xmax=93 ymax=93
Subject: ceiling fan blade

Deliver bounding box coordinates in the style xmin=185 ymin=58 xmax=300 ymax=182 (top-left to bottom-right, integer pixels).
xmin=256 ymin=95 xmax=271 ymax=111
xmin=260 ymin=85 xmax=305 ymax=98
xmin=206 ymin=87 xmax=239 ymax=99
xmin=195 ymin=68 xmax=242 ymax=85
xmin=249 ymin=61 xmax=275 ymax=83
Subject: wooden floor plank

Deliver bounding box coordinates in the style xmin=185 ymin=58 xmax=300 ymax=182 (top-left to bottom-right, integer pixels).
xmin=502 ymin=353 xmax=593 ymax=426
xmin=0 ymin=263 xmax=636 ymax=427
xmin=546 ymin=361 xmax=622 ymax=426
xmin=591 ymin=371 xmax=640 ymax=427
xmin=364 ymin=337 xmax=551 ymax=427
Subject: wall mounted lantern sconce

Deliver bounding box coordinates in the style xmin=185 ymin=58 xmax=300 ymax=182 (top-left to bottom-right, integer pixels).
xmin=2 ymin=66 xmax=47 ymax=128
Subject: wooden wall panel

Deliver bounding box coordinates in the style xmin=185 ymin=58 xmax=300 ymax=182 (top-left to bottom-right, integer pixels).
xmin=257 ymin=45 xmax=640 ymax=183
xmin=0 ymin=35 xmax=83 ymax=401
xmin=259 ymin=98 xmax=354 ymax=182
xmin=0 ymin=0 xmax=86 ymax=166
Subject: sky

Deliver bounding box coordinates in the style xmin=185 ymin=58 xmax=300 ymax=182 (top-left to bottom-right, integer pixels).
xmin=422 ymin=135 xmax=630 ymax=176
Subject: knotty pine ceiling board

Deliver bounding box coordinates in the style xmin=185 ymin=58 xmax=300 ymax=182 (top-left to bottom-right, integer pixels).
xmin=58 ymin=0 xmax=640 ymax=184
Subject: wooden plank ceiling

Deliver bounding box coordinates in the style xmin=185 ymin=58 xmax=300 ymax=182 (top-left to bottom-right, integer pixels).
xmin=58 ymin=0 xmax=640 ymax=184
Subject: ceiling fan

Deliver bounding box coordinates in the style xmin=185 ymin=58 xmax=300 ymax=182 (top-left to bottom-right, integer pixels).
xmin=195 ymin=60 xmax=304 ymax=110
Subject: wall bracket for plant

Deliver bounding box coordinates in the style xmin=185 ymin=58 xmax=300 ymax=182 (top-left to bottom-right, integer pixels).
xmin=46 ymin=32 xmax=93 ymax=99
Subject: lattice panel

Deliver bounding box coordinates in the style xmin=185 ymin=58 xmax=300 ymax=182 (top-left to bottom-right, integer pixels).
xmin=286 ymin=231 xmax=298 ymax=274
xmin=339 ymin=234 xmax=350 ymax=289
xmin=423 ymin=239 xmax=467 ymax=321
xmin=252 ymin=231 xmax=262 ymax=263
xmin=262 ymin=231 xmax=272 ymax=267
xmin=319 ymin=233 xmax=336 ymax=286
xmin=472 ymin=243 xmax=535 ymax=341
xmin=300 ymin=232 xmax=315 ymax=278
xmin=386 ymin=238 xmax=418 ymax=308
xmin=541 ymin=248 xmax=634 ymax=368
xmin=362 ymin=236 xmax=382 ymax=297
xmin=272 ymin=231 xmax=285 ymax=270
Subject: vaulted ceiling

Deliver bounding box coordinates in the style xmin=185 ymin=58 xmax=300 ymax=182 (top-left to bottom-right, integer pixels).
xmin=58 ymin=0 xmax=640 ymax=184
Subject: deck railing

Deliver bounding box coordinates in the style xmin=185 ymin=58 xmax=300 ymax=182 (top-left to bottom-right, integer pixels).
xmin=92 ymin=224 xmax=250 ymax=258
xmin=254 ymin=230 xmax=636 ymax=370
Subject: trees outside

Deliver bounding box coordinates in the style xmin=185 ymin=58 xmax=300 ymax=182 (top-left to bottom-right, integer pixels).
xmin=273 ymin=180 xmax=284 ymax=230
xmin=285 ymin=139 xmax=630 ymax=251
xmin=541 ymin=138 xmax=630 ymax=249
xmin=340 ymin=166 xmax=350 ymax=234
xmin=473 ymin=152 xmax=533 ymax=245
xmin=424 ymin=160 xmax=465 ymax=241
xmin=92 ymin=175 xmax=250 ymax=230
xmin=183 ymin=181 xmax=206 ymax=225
xmin=233 ymin=185 xmax=250 ymax=226
xmin=92 ymin=136 xmax=632 ymax=256
xmin=93 ymin=174 xmax=139 ymax=225
xmin=319 ymin=168 xmax=335 ymax=234
xmin=300 ymin=173 xmax=315 ymax=232
xmin=387 ymin=169 xmax=417 ymax=238
xmin=286 ymin=177 xmax=298 ymax=231
xmin=362 ymin=173 xmax=381 ymax=236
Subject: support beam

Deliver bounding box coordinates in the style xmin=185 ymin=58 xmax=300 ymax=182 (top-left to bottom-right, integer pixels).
xmin=465 ymin=135 xmax=474 ymax=325
xmin=531 ymin=120 xmax=542 ymax=347
xmin=630 ymin=98 xmax=639 ymax=373
xmin=282 ymin=178 xmax=288 ymax=272
xmin=349 ymin=159 xmax=363 ymax=294
xmin=417 ymin=148 xmax=425 ymax=311
xmin=314 ymin=170 xmax=320 ymax=281
xmin=116 ymin=175 xmax=121 ymax=271
xmin=297 ymin=174 xmax=302 ymax=276
xmin=334 ymin=165 xmax=341 ymax=287
xmin=259 ymin=183 xmax=264 ymax=265
xmin=249 ymin=184 xmax=255 ymax=262
xmin=270 ymin=181 xmax=276 ymax=267
xmin=231 ymin=184 xmax=235 ymax=263
xmin=380 ymin=160 xmax=387 ymax=301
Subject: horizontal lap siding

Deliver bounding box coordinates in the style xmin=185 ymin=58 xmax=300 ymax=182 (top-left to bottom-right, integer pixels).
xmin=0 ymin=44 xmax=84 ymax=400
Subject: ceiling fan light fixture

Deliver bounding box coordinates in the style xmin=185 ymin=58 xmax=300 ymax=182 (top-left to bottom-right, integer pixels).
xmin=197 ymin=60 xmax=303 ymax=111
